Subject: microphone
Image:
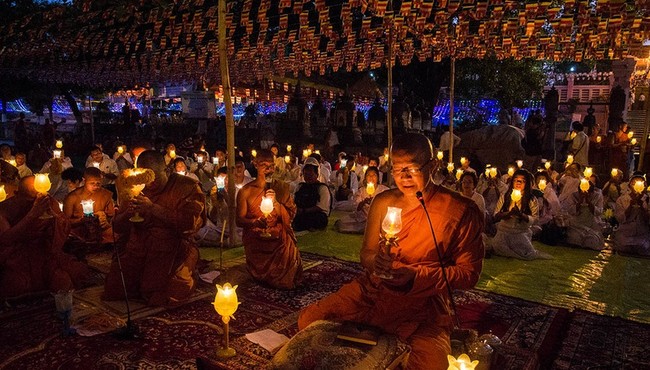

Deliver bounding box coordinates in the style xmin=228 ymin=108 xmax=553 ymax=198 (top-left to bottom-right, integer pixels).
xmin=416 ymin=190 xmax=461 ymax=329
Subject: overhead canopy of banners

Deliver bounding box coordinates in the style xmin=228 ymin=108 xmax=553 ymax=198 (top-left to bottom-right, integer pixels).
xmin=1 ymin=0 xmax=649 ymax=88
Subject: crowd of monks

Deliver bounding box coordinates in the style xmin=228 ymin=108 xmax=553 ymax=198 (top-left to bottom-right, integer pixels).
xmin=3 ymin=126 xmax=650 ymax=369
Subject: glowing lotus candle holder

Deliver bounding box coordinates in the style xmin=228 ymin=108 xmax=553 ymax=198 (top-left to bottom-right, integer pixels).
xmin=314 ymin=150 xmax=320 ymax=155
xmin=251 ymin=149 xmax=257 ymax=158
xmin=375 ymin=207 xmax=402 ymax=280
xmin=384 ymin=153 xmax=389 ymax=162
xmin=81 ymin=199 xmax=95 ymax=217
xmin=34 ymin=173 xmax=53 ymax=219
xmin=169 ymin=149 xmax=176 ymax=159
xmin=197 ymin=155 xmax=204 ymax=164
xmin=447 ymin=353 xmax=479 ymax=370
xmin=435 ymin=151 xmax=443 ymax=161
xmin=212 ymin=157 xmax=219 ymax=165
xmin=510 ymin=189 xmax=522 ymax=203
xmin=489 ymin=168 xmax=497 ymax=178
xmin=631 ymin=138 xmax=637 ymax=146
xmin=306 ymin=149 xmax=312 ymax=156
xmin=366 ymin=182 xmax=376 ymax=196
xmin=286 ymin=144 xmax=292 ymax=152
xmin=633 ymin=180 xmax=645 ymax=194
xmin=363 ymin=165 xmax=368 ymax=173
xmin=215 ymin=176 xmax=225 ymax=190
xmin=55 ymin=140 xmax=63 ymax=149
xmin=92 ymin=162 xmax=100 ymax=169
xmin=516 ymin=160 xmax=523 ymax=168
xmin=456 ymin=169 xmax=463 ymax=181
xmin=213 ymin=283 xmax=240 ymax=358
xmin=284 ymin=155 xmax=291 ymax=164
xmin=0 ymin=185 xmax=6 ymax=202
xmin=570 ymin=131 xmax=577 ymax=140
xmin=507 ymin=167 xmax=514 ymax=177
xmin=628 ymin=131 xmax=634 ymax=139
xmin=340 ymin=159 xmax=348 ymax=168
xmin=117 ymin=146 xmax=125 ymax=155
xmin=302 ymin=149 xmax=309 ymax=159
xmin=580 ymin=178 xmax=590 ymax=192
xmin=583 ymin=167 xmax=593 ymax=179
xmin=8 ymin=159 xmax=16 ymax=167
xmin=53 ymin=150 xmax=62 ymax=159
xmin=596 ymin=136 xmax=602 ymax=143
xmin=259 ymin=196 xmax=274 ymax=238
xmin=460 ymin=157 xmax=467 ymax=166
xmin=447 ymin=162 xmax=454 ymax=172
xmin=538 ymin=179 xmax=547 ymax=191
xmin=124 ymin=168 xmax=153 ymax=223
xmin=484 ymin=168 xmax=490 ymax=177
xmin=566 ymin=155 xmax=574 ymax=164
xmin=611 ymin=168 xmax=619 ymax=177
xmin=544 ymin=161 xmax=551 ymax=170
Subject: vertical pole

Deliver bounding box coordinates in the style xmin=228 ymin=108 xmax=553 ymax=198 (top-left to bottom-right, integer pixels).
xmin=219 ymin=0 xmax=237 ymax=248
xmin=386 ymin=27 xmax=394 ymax=183
xmin=448 ymin=57 xmax=455 ymax=163
xmin=89 ymin=97 xmax=95 ymax=144
xmin=638 ymin=102 xmax=650 ymax=170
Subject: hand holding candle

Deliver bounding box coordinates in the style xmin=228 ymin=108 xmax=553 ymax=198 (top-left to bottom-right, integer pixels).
xmin=81 ymin=199 xmax=95 ymax=216
xmin=538 ymin=179 xmax=547 ymax=191
xmin=566 ymin=155 xmax=574 ymax=164
xmin=580 ymin=178 xmax=590 ymax=192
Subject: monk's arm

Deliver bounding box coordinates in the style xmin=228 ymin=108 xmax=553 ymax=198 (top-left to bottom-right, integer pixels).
xmin=63 ymin=193 xmax=84 ymax=226
xmin=150 ymin=185 xmax=205 ymax=234
xmin=235 ymin=188 xmax=256 ymax=227
xmin=275 ymin=184 xmax=297 ymax=222
xmin=405 ymin=203 xmax=484 ymax=298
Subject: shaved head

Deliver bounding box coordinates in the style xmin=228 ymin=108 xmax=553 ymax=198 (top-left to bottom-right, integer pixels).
xmin=391 ymin=133 xmax=435 ymax=166
xmin=17 ymin=175 xmax=38 ymax=198
xmin=136 ymin=150 xmax=166 ymax=172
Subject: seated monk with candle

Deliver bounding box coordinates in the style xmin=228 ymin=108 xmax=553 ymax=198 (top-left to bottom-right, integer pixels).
xmin=0 ymin=176 xmax=91 ymax=299
xmin=103 ymin=150 xmax=206 ymax=306
xmin=236 ymin=149 xmax=302 ymax=289
xmin=298 ymin=133 xmax=484 ymax=370
xmin=63 ymin=167 xmax=116 ymax=247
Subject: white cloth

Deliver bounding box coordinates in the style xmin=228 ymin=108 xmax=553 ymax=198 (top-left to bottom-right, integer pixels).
xmin=438 ymin=132 xmax=460 ymax=151
xmin=571 ymin=131 xmax=589 ymax=167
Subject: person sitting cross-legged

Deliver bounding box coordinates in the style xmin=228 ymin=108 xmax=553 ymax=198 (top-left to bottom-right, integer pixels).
xmin=292 ymin=157 xmax=331 ymax=232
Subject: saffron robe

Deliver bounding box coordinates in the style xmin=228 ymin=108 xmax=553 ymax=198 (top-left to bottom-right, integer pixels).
xmin=0 ymin=195 xmax=91 ymax=298
xmin=299 ymin=186 xmax=484 ymax=370
xmin=241 ymin=180 xmax=302 ymax=289
xmin=103 ymin=173 xmax=205 ymax=306
xmin=64 ymin=187 xmax=116 ymax=244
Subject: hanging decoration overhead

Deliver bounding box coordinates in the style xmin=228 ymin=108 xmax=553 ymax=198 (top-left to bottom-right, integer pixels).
xmin=1 ymin=0 xmax=649 ymax=88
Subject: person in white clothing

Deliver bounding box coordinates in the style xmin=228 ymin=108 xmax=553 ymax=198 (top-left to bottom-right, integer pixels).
xmin=569 ymin=122 xmax=589 ymax=167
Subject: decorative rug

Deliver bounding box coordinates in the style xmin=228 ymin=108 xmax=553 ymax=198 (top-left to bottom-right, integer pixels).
xmin=552 ymin=309 xmax=650 ymax=369
xmin=2 ymin=253 xmax=648 ymax=370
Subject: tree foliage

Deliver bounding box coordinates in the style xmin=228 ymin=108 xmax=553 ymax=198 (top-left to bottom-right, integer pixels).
xmin=455 ymin=56 xmax=546 ymax=109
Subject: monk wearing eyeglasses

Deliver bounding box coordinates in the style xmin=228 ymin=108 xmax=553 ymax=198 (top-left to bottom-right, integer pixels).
xmin=298 ymin=133 xmax=484 ymax=369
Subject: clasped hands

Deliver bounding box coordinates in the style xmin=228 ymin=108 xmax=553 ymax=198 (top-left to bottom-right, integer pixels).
xmin=128 ymin=194 xmax=154 ymax=215
xmin=373 ymin=240 xmax=415 ymax=287
xmin=504 ymin=206 xmax=527 ymax=222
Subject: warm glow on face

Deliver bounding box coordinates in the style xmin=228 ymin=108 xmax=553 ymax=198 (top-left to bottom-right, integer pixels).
xmin=381 ymin=207 xmax=402 ymax=238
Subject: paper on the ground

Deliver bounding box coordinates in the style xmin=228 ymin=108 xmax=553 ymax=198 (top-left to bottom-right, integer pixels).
xmin=199 ymin=270 xmax=221 ymax=283
xmin=245 ymin=329 xmax=290 ymax=354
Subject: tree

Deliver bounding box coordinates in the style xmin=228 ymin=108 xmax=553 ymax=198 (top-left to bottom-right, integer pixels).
xmin=455 ymin=55 xmax=546 ymax=109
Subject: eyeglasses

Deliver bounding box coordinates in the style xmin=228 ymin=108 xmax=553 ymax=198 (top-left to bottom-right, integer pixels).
xmin=391 ymin=160 xmax=431 ymax=177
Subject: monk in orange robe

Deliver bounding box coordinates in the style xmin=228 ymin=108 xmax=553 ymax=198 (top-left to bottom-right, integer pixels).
xmin=103 ymin=150 xmax=206 ymax=306
xmin=0 ymin=176 xmax=91 ymax=298
xmin=237 ymin=149 xmax=302 ymax=289
xmin=298 ymin=133 xmax=484 ymax=370
xmin=63 ymin=167 xmax=116 ymax=245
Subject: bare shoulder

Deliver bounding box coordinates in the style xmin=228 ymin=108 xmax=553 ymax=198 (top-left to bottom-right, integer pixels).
xmin=372 ymin=188 xmax=400 ymax=207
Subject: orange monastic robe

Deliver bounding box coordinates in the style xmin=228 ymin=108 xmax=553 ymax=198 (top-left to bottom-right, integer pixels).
xmin=103 ymin=173 xmax=206 ymax=306
xmin=64 ymin=187 xmax=116 ymax=244
xmin=299 ymin=186 xmax=484 ymax=370
xmin=242 ymin=180 xmax=302 ymax=289
xmin=0 ymin=195 xmax=91 ymax=298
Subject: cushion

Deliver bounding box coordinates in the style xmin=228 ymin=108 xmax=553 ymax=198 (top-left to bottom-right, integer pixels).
xmin=270 ymin=320 xmax=410 ymax=370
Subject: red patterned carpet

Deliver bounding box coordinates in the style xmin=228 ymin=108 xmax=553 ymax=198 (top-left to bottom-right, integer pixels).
xmin=1 ymin=253 xmax=648 ymax=369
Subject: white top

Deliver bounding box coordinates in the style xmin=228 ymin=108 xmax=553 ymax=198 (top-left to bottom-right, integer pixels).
xmin=438 ymin=131 xmax=461 ymax=151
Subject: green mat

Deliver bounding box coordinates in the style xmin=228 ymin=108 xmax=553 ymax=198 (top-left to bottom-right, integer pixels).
xmin=199 ymin=211 xmax=650 ymax=324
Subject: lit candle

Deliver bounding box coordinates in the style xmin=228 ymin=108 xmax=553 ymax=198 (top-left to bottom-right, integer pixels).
xmin=0 ymin=185 xmax=6 ymax=202
xmin=484 ymin=168 xmax=490 ymax=177
xmin=93 ymin=162 xmax=100 ymax=168
xmin=583 ymin=167 xmax=593 ymax=178
xmin=437 ymin=151 xmax=444 ymax=161
xmin=212 ymin=157 xmax=219 ymax=165
xmin=510 ymin=189 xmax=522 ymax=203
xmin=197 ymin=155 xmax=204 ymax=164
xmin=286 ymin=144 xmax=292 ymax=152
xmin=58 ymin=202 xmax=63 ymax=212
xmin=169 ymin=149 xmax=176 ymax=158
xmin=260 ymin=196 xmax=274 ymax=216
xmin=55 ymin=140 xmax=63 ymax=149
xmin=381 ymin=207 xmax=402 ymax=238
xmin=8 ymin=159 xmax=16 ymax=167
xmin=628 ymin=131 xmax=634 ymax=139
xmin=117 ymin=146 xmax=124 ymax=154
xmin=384 ymin=153 xmax=389 ymax=161
xmin=507 ymin=167 xmax=514 ymax=177
xmin=215 ymin=176 xmax=225 ymax=190
xmin=53 ymin=150 xmax=62 ymax=159
xmin=570 ymin=131 xmax=577 ymax=140
xmin=34 ymin=173 xmax=52 ymax=195
xmin=580 ymin=178 xmax=590 ymax=192
xmin=213 ymin=283 xmax=240 ymax=320
xmin=633 ymin=180 xmax=645 ymax=194
xmin=302 ymin=149 xmax=309 ymax=159
xmin=566 ymin=155 xmax=574 ymax=164
xmin=366 ymin=182 xmax=375 ymax=196
xmin=447 ymin=353 xmax=479 ymax=370
xmin=363 ymin=165 xmax=369 ymax=173
xmin=447 ymin=162 xmax=454 ymax=172
xmin=611 ymin=168 xmax=619 ymax=177
xmin=251 ymin=149 xmax=257 ymax=158
xmin=456 ymin=168 xmax=463 ymax=181
xmin=80 ymin=199 xmax=95 ymax=216
xmin=284 ymin=155 xmax=291 ymax=164
xmin=489 ymin=167 xmax=497 ymax=178
xmin=538 ymin=179 xmax=547 ymax=191
xmin=516 ymin=160 xmax=523 ymax=168
xmin=460 ymin=157 xmax=467 ymax=165
xmin=631 ymin=138 xmax=637 ymax=145
xmin=178 ymin=170 xmax=186 ymax=176
xmin=596 ymin=136 xmax=602 ymax=143
xmin=314 ymin=149 xmax=320 ymax=155
xmin=306 ymin=149 xmax=312 ymax=156
xmin=544 ymin=161 xmax=551 ymax=170
xmin=340 ymin=159 xmax=348 ymax=168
